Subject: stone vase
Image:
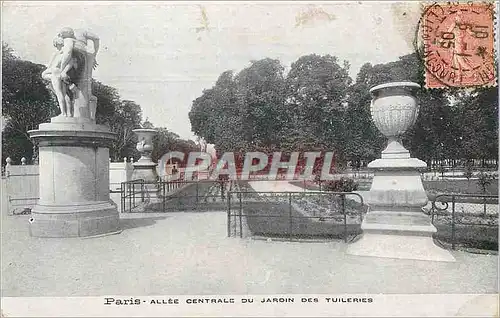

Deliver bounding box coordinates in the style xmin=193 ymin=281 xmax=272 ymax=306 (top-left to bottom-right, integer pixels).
xmin=370 ymin=82 xmax=420 ymax=160
xmin=131 ymin=128 xmax=158 ymax=182
xmin=346 ymin=82 xmax=455 ymax=262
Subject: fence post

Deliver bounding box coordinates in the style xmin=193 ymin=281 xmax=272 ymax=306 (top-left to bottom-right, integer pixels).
xmin=342 ymin=194 xmax=347 ymax=243
xmin=431 ymin=198 xmax=435 ymax=224
xmin=451 ymin=195 xmax=456 ymax=250
xmin=236 ymin=192 xmax=241 ymax=236
xmin=160 ymin=182 xmax=164 ymax=211
xmin=227 ymin=191 xmax=231 ymax=237
xmin=128 ymin=183 xmax=134 ymax=212
xmin=6 ymin=157 xmax=11 ymax=167
xmin=133 ymin=181 xmax=136 ymax=207
xmin=196 ymin=181 xmax=199 ymax=205
xmin=141 ymin=181 xmax=145 ymax=202
xmin=121 ymin=182 xmax=124 ymax=213
xmin=483 ymin=196 xmax=487 ymax=216
xmin=289 ymin=192 xmax=293 ymax=241
xmin=221 ymin=181 xmax=226 ymax=201
xmin=21 ymin=157 xmax=26 ymax=165
xmin=238 ymin=192 xmax=243 ymax=238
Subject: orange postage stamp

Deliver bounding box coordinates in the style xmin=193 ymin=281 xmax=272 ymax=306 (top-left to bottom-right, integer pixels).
xmin=420 ymin=2 xmax=496 ymax=88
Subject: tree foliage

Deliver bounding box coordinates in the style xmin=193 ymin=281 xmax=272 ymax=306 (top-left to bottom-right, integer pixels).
xmin=2 ymin=42 xmax=146 ymax=163
xmin=189 ymin=52 xmax=498 ymax=166
xmin=149 ymin=127 xmax=199 ymax=163
xmin=2 ymin=43 xmax=58 ymax=163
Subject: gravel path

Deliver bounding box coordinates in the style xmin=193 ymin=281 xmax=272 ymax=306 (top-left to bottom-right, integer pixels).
xmin=1 ymin=210 xmax=497 ymax=297
xmin=1 ymin=179 xmax=497 ymax=296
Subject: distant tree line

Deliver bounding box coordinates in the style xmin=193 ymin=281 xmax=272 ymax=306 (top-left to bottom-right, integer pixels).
xmin=189 ymin=53 xmax=498 ymax=169
xmin=1 ymin=43 xmax=198 ymax=164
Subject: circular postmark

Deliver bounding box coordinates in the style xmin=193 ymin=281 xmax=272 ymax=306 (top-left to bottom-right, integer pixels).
xmin=415 ymin=2 xmax=496 ymax=88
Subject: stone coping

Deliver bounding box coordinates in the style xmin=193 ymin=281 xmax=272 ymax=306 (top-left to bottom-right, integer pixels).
xmin=368 ymin=158 xmax=427 ymax=169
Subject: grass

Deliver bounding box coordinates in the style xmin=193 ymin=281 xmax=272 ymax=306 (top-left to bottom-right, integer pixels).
xmin=424 ymin=179 xmax=498 ymax=196
xmin=123 ymin=180 xmax=498 ymax=250
xmin=433 ymin=224 xmax=498 ymax=251
xmin=241 ymin=201 xmax=362 ymax=239
xmin=232 ymin=181 xmax=365 ymax=240
xmin=290 ymin=179 xmax=498 ymax=201
xmin=236 ymin=181 xmax=498 ymax=250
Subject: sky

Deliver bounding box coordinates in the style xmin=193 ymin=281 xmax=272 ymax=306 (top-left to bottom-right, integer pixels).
xmin=1 ymin=1 xmax=421 ymax=141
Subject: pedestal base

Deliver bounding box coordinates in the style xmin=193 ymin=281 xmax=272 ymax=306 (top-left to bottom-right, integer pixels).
xmin=347 ymin=154 xmax=455 ymax=262
xmin=28 ymin=118 xmax=119 ymax=238
xmin=131 ymin=162 xmax=158 ymax=183
xmin=346 ymin=232 xmax=456 ymax=262
xmin=29 ymin=201 xmax=120 ymax=238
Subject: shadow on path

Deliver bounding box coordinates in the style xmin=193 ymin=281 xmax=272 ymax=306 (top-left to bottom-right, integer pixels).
xmin=119 ymin=216 xmax=168 ymax=231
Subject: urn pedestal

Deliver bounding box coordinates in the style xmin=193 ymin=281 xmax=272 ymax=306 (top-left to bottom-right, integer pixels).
xmin=131 ymin=129 xmax=158 ymax=182
xmin=346 ymin=82 xmax=455 ymax=262
xmin=131 ymin=129 xmax=160 ymax=206
xmin=28 ymin=118 xmax=120 ymax=237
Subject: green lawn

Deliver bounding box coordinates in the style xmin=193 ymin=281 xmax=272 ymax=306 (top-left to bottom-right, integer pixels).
xmin=232 ymin=182 xmax=365 ymax=240
xmin=240 ymin=201 xmax=362 ymax=239
xmin=434 ymin=223 xmax=498 ymax=251
xmin=234 ymin=182 xmax=498 ymax=250
xmin=290 ymin=179 xmax=498 ymax=198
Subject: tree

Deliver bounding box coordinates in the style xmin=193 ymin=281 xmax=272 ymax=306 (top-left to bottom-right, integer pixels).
xmin=234 ymin=58 xmax=287 ymax=151
xmin=2 ymin=43 xmax=58 ymax=163
xmin=342 ymin=81 xmax=385 ymax=163
xmin=150 ymin=127 xmax=199 ymax=163
xmin=350 ymin=54 xmax=455 ymax=167
xmin=110 ymin=100 xmax=143 ymax=161
xmin=454 ymin=87 xmax=498 ymax=162
xmin=189 ymin=70 xmax=244 ymax=153
xmin=189 ymin=52 xmax=497 ymax=171
xmin=284 ymin=54 xmax=351 ymax=156
xmin=1 ymin=42 xmax=147 ymax=164
xmin=91 ymin=82 xmax=144 ymax=161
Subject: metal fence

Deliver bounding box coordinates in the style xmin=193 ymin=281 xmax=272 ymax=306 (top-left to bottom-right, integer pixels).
xmin=429 ymin=193 xmax=498 ymax=250
xmin=227 ymin=191 xmax=366 ymax=242
xmin=120 ymin=179 xmax=235 ymax=213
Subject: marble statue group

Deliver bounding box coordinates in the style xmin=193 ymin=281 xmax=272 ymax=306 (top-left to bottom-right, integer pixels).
xmin=29 ymin=27 xmax=120 ymax=238
xmin=42 ymin=27 xmax=100 ymax=119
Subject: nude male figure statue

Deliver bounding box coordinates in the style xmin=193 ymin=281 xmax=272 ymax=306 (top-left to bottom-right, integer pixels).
xmin=41 ymin=36 xmax=78 ymax=116
xmin=55 ymin=27 xmax=100 ymax=119
xmin=58 ymin=27 xmax=100 ymax=81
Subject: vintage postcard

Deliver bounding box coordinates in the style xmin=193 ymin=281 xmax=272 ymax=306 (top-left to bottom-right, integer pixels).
xmin=1 ymin=1 xmax=498 ymax=317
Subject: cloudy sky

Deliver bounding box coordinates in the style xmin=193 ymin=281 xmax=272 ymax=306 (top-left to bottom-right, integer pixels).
xmin=2 ymin=1 xmax=422 ymax=140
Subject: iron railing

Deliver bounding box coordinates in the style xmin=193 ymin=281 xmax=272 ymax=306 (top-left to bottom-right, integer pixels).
xmin=120 ymin=179 xmax=233 ymax=213
xmin=227 ymin=191 xmax=365 ymax=242
xmin=430 ymin=193 xmax=498 ymax=250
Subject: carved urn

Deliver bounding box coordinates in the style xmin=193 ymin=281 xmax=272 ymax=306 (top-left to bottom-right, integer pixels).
xmin=133 ymin=128 xmax=157 ymax=162
xmin=346 ymin=81 xmax=455 ymax=262
xmin=369 ymin=82 xmax=421 ymax=159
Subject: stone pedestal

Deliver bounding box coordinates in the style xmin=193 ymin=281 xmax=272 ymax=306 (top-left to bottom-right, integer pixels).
xmin=347 ymin=158 xmax=455 ymax=262
xmin=346 ymin=82 xmax=454 ymax=262
xmin=131 ymin=129 xmax=160 ymax=204
xmin=28 ymin=117 xmax=120 ymax=237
